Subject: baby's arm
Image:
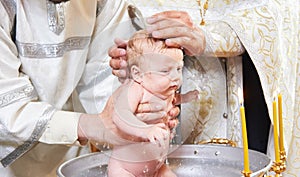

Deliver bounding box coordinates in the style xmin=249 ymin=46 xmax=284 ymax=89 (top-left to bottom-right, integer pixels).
xmin=173 ymin=90 xmax=199 ymax=105
xmin=112 ymin=81 xmax=168 ymax=145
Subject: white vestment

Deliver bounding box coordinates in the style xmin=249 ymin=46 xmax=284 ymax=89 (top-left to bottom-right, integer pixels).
xmin=128 ymin=0 xmax=299 ymax=176
xmin=0 ymin=0 xmax=135 ymax=176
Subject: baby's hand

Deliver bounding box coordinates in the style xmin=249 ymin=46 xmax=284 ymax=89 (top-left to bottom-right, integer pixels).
xmin=145 ymin=123 xmax=169 ymax=147
xmin=184 ymin=90 xmax=200 ymax=102
xmin=174 ymin=90 xmax=199 ymax=105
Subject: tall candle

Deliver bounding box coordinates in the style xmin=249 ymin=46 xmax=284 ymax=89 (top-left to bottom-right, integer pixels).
xmin=278 ymin=94 xmax=284 ymax=152
xmin=240 ymin=105 xmax=250 ymax=172
xmin=273 ymin=99 xmax=280 ymax=162
xmin=239 ymin=89 xmax=250 ymax=172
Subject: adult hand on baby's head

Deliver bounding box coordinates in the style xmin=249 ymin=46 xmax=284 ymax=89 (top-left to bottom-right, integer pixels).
xmin=146 ymin=11 xmax=206 ymax=56
xmin=109 ymin=38 xmax=129 ymax=83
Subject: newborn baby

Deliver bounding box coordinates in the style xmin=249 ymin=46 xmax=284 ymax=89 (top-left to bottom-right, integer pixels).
xmin=108 ymin=30 xmax=198 ymax=177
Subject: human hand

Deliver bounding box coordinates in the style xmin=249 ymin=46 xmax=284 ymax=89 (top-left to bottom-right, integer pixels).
xmin=77 ymin=97 xmax=180 ymax=146
xmin=77 ymin=97 xmax=131 ymax=146
xmin=146 ymin=11 xmax=206 ymax=56
xmin=108 ymin=38 xmax=129 ymax=83
xmin=145 ymin=123 xmax=169 ymax=147
xmin=135 ymin=102 xmax=180 ymax=130
xmin=173 ymin=89 xmax=199 ymax=105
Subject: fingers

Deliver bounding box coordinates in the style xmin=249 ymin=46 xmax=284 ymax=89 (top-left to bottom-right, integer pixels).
xmin=111 ymin=62 xmax=127 ymax=79
xmin=152 ymin=10 xmax=185 ymax=18
xmin=108 ymin=44 xmax=126 ymax=59
xmin=168 ymin=106 xmax=180 ymax=118
xmin=109 ymin=57 xmax=127 ymax=69
xmin=147 ymin=18 xmax=188 ymax=33
xmin=108 ymin=38 xmax=129 ymax=80
xmin=168 ymin=118 xmax=179 ymax=130
xmin=136 ymin=102 xmax=171 ymax=122
xmin=147 ymin=21 xmax=203 ymax=55
xmin=147 ymin=15 xmax=194 ymax=39
xmin=147 ymin=11 xmax=193 ymax=27
xmin=149 ymin=125 xmax=168 ymax=148
xmin=136 ymin=111 xmax=166 ymax=122
xmin=136 ymin=105 xmax=179 ymax=125
xmin=136 ymin=102 xmax=164 ymax=113
xmin=146 ymin=10 xmax=205 ymax=56
xmin=163 ymin=27 xmax=205 ymax=56
xmin=114 ymin=38 xmax=128 ymax=48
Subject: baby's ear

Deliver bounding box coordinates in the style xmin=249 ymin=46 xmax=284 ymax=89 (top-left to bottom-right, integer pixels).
xmin=131 ymin=65 xmax=143 ymax=83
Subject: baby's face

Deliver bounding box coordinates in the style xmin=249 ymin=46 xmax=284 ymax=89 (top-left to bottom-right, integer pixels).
xmin=139 ymin=48 xmax=183 ymax=97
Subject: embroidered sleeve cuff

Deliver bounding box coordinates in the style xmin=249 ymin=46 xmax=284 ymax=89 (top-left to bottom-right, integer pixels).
xmin=39 ymin=111 xmax=82 ymax=144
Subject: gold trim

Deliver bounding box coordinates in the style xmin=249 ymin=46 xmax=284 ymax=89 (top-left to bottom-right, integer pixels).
xmin=197 ymin=138 xmax=237 ymax=147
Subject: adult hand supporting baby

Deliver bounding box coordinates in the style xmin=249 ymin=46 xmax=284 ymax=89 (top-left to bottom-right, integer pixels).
xmin=109 ymin=39 xmax=180 ymax=130
xmin=109 ymin=38 xmax=128 ymax=83
xmin=108 ymin=11 xmax=204 ymax=132
xmin=77 ymin=95 xmax=179 ymax=146
xmin=77 ymin=96 xmax=131 ymax=146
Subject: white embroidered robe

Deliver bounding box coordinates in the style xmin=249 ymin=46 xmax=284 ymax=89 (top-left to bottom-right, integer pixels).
xmin=0 ymin=0 xmax=135 ymax=176
xmin=127 ymin=0 xmax=299 ymax=176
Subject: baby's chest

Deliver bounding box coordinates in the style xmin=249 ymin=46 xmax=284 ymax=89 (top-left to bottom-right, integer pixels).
xmin=141 ymin=92 xmax=173 ymax=112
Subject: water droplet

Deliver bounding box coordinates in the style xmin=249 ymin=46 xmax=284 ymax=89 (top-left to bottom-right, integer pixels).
xmin=143 ymin=166 xmax=149 ymax=174
xmin=215 ymin=151 xmax=221 ymax=156
xmin=165 ymin=158 xmax=169 ymax=165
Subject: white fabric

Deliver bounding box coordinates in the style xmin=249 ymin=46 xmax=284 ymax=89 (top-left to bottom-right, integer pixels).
xmin=127 ymin=0 xmax=247 ymax=146
xmin=128 ymin=0 xmax=299 ymax=176
xmin=0 ymin=0 xmax=136 ymax=176
xmin=39 ymin=111 xmax=81 ymax=144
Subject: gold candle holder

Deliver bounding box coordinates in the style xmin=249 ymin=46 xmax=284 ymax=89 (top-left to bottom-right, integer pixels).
xmin=267 ymin=158 xmax=286 ymax=177
xmin=279 ymin=150 xmax=287 ymax=173
xmin=271 ymin=161 xmax=282 ymax=174
xmin=266 ymin=94 xmax=287 ymax=177
xmin=280 ymin=150 xmax=286 ymax=162
xmin=242 ymin=170 xmax=252 ymax=177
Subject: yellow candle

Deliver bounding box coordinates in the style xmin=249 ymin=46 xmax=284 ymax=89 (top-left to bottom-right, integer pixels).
xmin=278 ymin=94 xmax=284 ymax=152
xmin=273 ymin=100 xmax=280 ymax=162
xmin=238 ymin=88 xmax=250 ymax=173
xmin=240 ymin=105 xmax=250 ymax=172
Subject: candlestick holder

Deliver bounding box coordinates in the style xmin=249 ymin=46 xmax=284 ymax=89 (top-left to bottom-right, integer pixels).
xmin=280 ymin=150 xmax=286 ymax=162
xmin=241 ymin=170 xmax=252 ymax=177
xmin=271 ymin=161 xmax=282 ymax=176
xmin=279 ymin=150 xmax=287 ymax=173
xmin=266 ymin=157 xmax=286 ymax=177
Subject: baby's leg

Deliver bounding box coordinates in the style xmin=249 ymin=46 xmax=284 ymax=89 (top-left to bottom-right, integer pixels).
xmin=108 ymin=159 xmax=135 ymax=177
xmin=154 ymin=164 xmax=177 ymax=177
xmin=108 ymin=168 xmax=135 ymax=177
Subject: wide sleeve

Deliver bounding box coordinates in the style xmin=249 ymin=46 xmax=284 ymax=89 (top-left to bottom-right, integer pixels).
xmin=76 ymin=0 xmax=136 ymax=114
xmin=0 ymin=2 xmax=57 ymax=167
xmin=0 ymin=1 xmax=81 ymax=167
xmin=200 ymin=21 xmax=245 ymax=57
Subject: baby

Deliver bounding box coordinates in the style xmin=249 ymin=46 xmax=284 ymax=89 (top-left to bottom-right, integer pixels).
xmin=108 ymin=30 xmax=198 ymax=177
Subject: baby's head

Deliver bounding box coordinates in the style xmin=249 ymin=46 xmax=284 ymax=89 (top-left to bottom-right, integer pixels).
xmin=126 ymin=30 xmax=183 ymax=75
xmin=126 ymin=30 xmax=184 ymax=96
